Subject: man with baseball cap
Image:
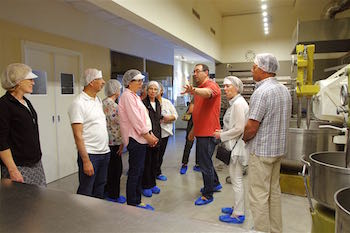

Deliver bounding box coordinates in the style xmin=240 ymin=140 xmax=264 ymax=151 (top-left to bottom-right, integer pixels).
xmin=68 ymin=68 xmax=110 ymax=198
xmin=243 ymin=53 xmax=291 ymax=232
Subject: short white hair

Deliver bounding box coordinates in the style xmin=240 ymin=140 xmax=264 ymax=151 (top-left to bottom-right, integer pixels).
xmin=147 ymin=81 xmax=160 ymax=95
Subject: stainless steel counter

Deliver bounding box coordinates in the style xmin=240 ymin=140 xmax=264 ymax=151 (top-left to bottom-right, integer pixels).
xmin=0 ymin=179 xmax=252 ymax=233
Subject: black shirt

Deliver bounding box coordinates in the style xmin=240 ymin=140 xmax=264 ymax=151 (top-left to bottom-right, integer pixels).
xmin=0 ymin=91 xmax=42 ymax=166
xmin=143 ymin=96 xmax=162 ymax=141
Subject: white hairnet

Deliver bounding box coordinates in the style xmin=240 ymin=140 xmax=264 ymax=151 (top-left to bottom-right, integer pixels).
xmin=223 ymin=76 xmax=244 ymax=93
xmin=104 ymin=79 xmax=121 ymax=97
xmin=147 ymin=81 xmax=160 ymax=95
xmin=83 ymin=68 xmax=102 ymax=86
xmin=122 ymin=69 xmax=144 ymax=87
xmin=1 ymin=63 xmax=36 ymax=90
xmin=254 ymin=53 xmax=279 ymax=74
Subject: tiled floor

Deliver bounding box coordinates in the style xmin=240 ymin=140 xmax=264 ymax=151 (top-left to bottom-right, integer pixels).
xmin=48 ymin=130 xmax=312 ymax=232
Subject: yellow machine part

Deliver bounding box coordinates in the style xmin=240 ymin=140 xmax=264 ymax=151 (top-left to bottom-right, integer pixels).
xmin=311 ymin=203 xmax=335 ymax=233
xmin=295 ymin=44 xmax=319 ymax=97
xmin=280 ymin=172 xmax=309 ymax=197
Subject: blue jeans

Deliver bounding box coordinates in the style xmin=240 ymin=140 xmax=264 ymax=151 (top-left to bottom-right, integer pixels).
xmin=196 ymin=137 xmax=220 ymax=199
xmin=77 ymin=152 xmax=110 ymax=199
xmin=127 ymin=137 xmax=147 ymax=206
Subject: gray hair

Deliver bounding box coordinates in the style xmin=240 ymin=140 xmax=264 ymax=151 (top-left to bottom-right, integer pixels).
xmin=223 ymin=76 xmax=244 ymax=93
xmin=147 ymin=81 xmax=160 ymax=95
xmin=104 ymin=79 xmax=121 ymax=97
xmin=1 ymin=63 xmax=32 ymax=90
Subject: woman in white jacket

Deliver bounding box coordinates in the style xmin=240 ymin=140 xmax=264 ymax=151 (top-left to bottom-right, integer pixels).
xmin=214 ymin=76 xmax=249 ymax=224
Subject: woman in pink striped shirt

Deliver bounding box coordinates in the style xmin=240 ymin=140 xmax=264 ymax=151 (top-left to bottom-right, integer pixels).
xmin=119 ymin=69 xmax=158 ymax=211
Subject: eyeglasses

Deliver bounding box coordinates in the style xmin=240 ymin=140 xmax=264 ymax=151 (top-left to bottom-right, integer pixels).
xmin=193 ymin=69 xmax=204 ymax=74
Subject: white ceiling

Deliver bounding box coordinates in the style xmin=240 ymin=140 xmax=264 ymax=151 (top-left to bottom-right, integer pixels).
xmin=63 ymin=0 xmax=346 ymax=63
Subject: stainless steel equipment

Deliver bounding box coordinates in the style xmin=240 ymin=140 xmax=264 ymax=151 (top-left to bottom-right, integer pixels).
xmin=334 ymin=187 xmax=350 ymax=233
xmin=285 ymin=120 xmax=340 ymax=165
xmin=304 ymin=151 xmax=350 ymax=210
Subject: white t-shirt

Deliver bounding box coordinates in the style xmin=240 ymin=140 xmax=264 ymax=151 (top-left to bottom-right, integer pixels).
xmin=160 ymin=98 xmax=178 ymax=138
xmin=68 ymin=91 xmax=110 ymax=154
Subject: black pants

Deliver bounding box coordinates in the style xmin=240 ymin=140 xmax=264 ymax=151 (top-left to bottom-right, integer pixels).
xmin=126 ymin=138 xmax=147 ymax=206
xmin=156 ymin=136 xmax=169 ymax=176
xmin=142 ymin=146 xmax=159 ymax=189
xmin=105 ymin=145 xmax=123 ymax=199
xmin=181 ymin=117 xmax=198 ymax=165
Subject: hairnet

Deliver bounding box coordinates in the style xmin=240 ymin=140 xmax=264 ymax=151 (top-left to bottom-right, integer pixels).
xmin=254 ymin=53 xmax=279 ymax=74
xmin=1 ymin=63 xmax=35 ymax=90
xmin=147 ymin=81 xmax=160 ymax=95
xmin=122 ymin=69 xmax=144 ymax=87
xmin=104 ymin=79 xmax=121 ymax=97
xmin=223 ymin=76 xmax=244 ymax=93
xmin=83 ymin=68 xmax=102 ymax=86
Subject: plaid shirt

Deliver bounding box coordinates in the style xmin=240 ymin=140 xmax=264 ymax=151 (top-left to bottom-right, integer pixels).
xmin=248 ymin=77 xmax=291 ymax=157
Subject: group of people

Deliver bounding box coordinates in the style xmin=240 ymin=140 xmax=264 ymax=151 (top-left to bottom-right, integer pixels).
xmin=0 ymin=52 xmax=291 ymax=233
xmin=182 ymin=53 xmax=291 ymax=232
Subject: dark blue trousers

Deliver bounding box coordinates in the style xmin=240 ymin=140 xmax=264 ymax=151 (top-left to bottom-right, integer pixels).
xmin=77 ymin=152 xmax=110 ymax=199
xmin=196 ymin=137 xmax=220 ymax=199
xmin=126 ymin=137 xmax=147 ymax=206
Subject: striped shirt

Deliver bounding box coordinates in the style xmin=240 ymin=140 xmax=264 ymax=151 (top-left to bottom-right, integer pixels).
xmin=248 ymin=77 xmax=291 ymax=157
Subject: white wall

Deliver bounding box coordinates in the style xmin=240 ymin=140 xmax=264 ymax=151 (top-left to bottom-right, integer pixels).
xmin=91 ymin=0 xmax=222 ymax=62
xmin=0 ymin=0 xmax=174 ymax=65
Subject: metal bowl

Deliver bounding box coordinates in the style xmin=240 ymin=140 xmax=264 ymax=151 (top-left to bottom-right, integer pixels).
xmin=334 ymin=187 xmax=350 ymax=233
xmin=309 ymin=151 xmax=350 ymax=210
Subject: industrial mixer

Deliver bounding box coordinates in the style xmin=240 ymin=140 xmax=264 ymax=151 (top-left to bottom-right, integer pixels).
xmin=300 ymin=64 xmax=350 ymax=233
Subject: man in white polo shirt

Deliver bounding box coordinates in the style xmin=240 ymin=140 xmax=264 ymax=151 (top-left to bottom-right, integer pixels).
xmin=68 ymin=68 xmax=110 ymax=198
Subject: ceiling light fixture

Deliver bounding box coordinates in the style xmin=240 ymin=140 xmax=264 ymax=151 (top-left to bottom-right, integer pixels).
xmin=262 ymin=11 xmax=267 ymax=17
xmin=261 ymin=4 xmax=267 ymax=10
xmin=264 ymin=22 xmax=268 ymax=27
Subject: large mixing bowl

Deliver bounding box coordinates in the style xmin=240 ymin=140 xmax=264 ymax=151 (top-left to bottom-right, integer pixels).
xmin=334 ymin=187 xmax=350 ymax=233
xmin=308 ymin=151 xmax=350 ymax=210
xmin=285 ymin=120 xmax=340 ymax=166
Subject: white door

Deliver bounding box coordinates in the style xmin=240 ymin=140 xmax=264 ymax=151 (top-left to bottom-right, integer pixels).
xmin=54 ymin=53 xmax=79 ymax=178
xmin=24 ymin=42 xmax=81 ymax=183
xmin=24 ymin=47 xmax=59 ymax=183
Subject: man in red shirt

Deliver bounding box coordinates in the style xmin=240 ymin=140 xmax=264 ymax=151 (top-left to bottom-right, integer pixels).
xmin=183 ymin=64 xmax=222 ymax=205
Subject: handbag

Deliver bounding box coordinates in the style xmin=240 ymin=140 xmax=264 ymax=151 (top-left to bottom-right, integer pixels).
xmin=216 ymin=139 xmax=239 ymax=165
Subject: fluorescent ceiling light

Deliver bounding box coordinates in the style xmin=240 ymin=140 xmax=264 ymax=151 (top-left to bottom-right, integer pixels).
xmin=263 ymin=17 xmax=268 ymax=22
xmin=264 ymin=22 xmax=268 ymax=27
xmin=264 ymin=31 xmax=269 ymax=35
xmin=262 ymin=11 xmax=267 ymax=17
xmin=261 ymin=4 xmax=267 ymax=10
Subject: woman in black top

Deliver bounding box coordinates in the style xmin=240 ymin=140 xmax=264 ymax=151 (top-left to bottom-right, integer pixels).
xmin=141 ymin=81 xmax=162 ymax=197
xmin=0 ymin=63 xmax=46 ymax=186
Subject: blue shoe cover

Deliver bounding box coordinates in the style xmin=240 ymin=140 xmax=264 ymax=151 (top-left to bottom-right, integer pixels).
xmin=219 ymin=215 xmax=245 ymax=224
xmin=221 ymin=207 xmax=233 ymax=215
xmin=180 ymin=165 xmax=188 ymax=175
xmin=142 ymin=189 xmax=152 ymax=197
xmin=200 ymin=184 xmax=222 ymax=193
xmin=116 ymin=195 xmax=126 ymax=204
xmin=151 ymin=186 xmax=160 ymax=194
xmin=156 ymin=174 xmax=167 ymax=181
xmin=194 ymin=196 xmax=213 ymax=205
xmin=136 ymin=203 xmax=154 ymax=211
xmin=193 ymin=165 xmax=201 ymax=172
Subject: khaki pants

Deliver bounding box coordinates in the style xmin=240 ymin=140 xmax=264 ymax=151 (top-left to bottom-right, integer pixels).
xmin=248 ymin=154 xmax=282 ymax=233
